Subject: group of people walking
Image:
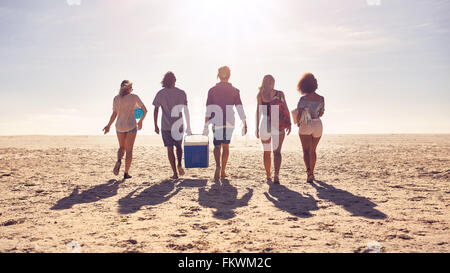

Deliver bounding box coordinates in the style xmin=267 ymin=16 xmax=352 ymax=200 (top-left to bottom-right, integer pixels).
xmin=103 ymin=66 xmax=325 ymax=184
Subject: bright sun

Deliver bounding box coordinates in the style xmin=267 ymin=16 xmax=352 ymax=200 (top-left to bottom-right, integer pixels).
xmin=182 ymin=0 xmax=271 ymax=40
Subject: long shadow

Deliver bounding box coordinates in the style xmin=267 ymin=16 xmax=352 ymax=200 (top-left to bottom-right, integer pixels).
xmin=311 ymin=180 xmax=387 ymax=219
xmin=264 ymin=183 xmax=318 ymax=218
xmin=51 ymin=179 xmax=124 ymax=210
xmin=198 ymin=179 xmax=253 ymax=220
xmin=118 ymin=179 xmax=181 ymax=214
xmin=177 ymin=179 xmax=208 ymax=188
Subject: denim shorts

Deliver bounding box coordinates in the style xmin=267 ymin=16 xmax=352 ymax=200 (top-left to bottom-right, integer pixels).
xmin=213 ymin=127 xmax=234 ymax=146
xmin=162 ymin=130 xmax=182 ymax=147
xmin=117 ymin=127 xmax=137 ymax=134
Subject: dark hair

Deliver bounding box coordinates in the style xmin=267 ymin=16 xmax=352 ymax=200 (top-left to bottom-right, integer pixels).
xmin=297 ymin=73 xmax=318 ymax=94
xmin=119 ymin=80 xmax=132 ymax=97
xmin=161 ymin=72 xmax=176 ymax=88
xmin=217 ymin=66 xmax=230 ymax=81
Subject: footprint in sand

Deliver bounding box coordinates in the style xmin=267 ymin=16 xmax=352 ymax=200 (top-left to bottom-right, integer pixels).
xmin=192 ymin=224 xmax=209 ymax=231
xmin=167 ymin=243 xmax=194 ymax=251
xmin=2 ymin=218 xmax=25 ymax=226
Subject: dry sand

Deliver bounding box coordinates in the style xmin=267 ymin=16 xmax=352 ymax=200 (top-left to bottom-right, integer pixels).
xmin=0 ymin=134 xmax=449 ymax=253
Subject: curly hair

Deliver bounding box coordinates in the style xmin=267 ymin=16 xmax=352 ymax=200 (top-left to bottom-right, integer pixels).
xmin=161 ymin=72 xmax=176 ymax=88
xmin=297 ymin=73 xmax=318 ymax=94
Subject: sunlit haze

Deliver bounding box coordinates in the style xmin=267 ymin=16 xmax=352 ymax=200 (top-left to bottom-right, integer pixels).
xmin=0 ymin=0 xmax=449 ymax=135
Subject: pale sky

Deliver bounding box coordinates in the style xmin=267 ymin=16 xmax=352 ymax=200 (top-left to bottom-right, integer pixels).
xmin=0 ymin=0 xmax=449 ymax=135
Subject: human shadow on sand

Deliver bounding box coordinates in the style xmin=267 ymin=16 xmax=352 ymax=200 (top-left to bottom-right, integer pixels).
xmin=198 ymin=179 xmax=253 ymax=220
xmin=311 ymin=180 xmax=387 ymax=219
xmin=118 ymin=179 xmax=181 ymax=214
xmin=264 ymin=183 xmax=318 ymax=218
xmin=51 ymin=179 xmax=124 ymax=210
xmin=177 ymin=179 xmax=208 ymax=188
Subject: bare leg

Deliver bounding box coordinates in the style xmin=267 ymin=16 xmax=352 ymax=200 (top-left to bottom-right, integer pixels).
xmin=117 ymin=148 xmax=125 ymax=161
xmin=213 ymin=145 xmax=221 ymax=168
xmin=116 ymin=133 xmax=126 ymax=161
xmin=263 ymin=151 xmax=271 ymax=179
xmin=299 ymin=134 xmax=313 ymax=176
xmin=310 ymin=137 xmax=321 ymax=175
xmin=221 ymin=144 xmax=230 ymax=178
xmin=262 ymin=138 xmax=272 ymax=179
xmin=213 ymin=145 xmax=221 ymax=181
xmin=124 ymin=131 xmax=137 ymax=175
xmin=114 ymin=132 xmax=127 ymax=175
xmin=273 ymin=133 xmax=286 ymax=183
xmin=167 ymin=146 xmax=178 ymax=179
xmin=175 ymin=143 xmax=185 ymax=176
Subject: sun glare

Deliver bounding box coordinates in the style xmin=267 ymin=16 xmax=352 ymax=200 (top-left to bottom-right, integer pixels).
xmin=195 ymin=0 xmax=247 ymax=13
xmin=179 ymin=0 xmax=274 ymax=53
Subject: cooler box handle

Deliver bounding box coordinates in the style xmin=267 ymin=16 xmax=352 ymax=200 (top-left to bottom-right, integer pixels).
xmin=184 ymin=134 xmax=209 ymax=145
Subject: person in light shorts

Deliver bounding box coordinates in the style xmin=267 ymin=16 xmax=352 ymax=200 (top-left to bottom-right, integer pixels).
xmin=256 ymin=75 xmax=291 ymax=184
xmin=103 ymin=80 xmax=148 ymax=180
xmin=295 ymin=73 xmax=325 ymax=183
xmin=203 ymin=66 xmax=247 ymax=182
xmin=299 ymin=118 xmax=323 ymax=138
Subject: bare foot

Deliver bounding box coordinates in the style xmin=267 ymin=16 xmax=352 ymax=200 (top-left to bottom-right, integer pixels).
xmin=178 ymin=165 xmax=185 ymax=176
xmin=171 ymin=173 xmax=179 ymax=180
xmin=220 ymin=166 xmax=228 ymax=178
xmin=274 ymin=175 xmax=280 ymax=184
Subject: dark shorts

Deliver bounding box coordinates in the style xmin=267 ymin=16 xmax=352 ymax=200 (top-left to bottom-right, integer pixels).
xmin=213 ymin=127 xmax=234 ymax=146
xmin=162 ymin=130 xmax=182 ymax=147
xmin=117 ymin=127 xmax=137 ymax=134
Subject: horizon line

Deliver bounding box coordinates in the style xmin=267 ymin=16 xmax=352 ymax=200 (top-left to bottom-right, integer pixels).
xmin=0 ymin=133 xmax=449 ymax=137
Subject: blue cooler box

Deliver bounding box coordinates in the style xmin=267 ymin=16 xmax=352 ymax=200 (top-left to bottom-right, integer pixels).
xmin=184 ymin=135 xmax=209 ymax=168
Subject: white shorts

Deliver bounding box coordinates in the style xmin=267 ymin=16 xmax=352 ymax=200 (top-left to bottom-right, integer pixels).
xmin=259 ymin=118 xmax=285 ymax=151
xmin=299 ymin=118 xmax=322 ymax=138
xmin=260 ymin=128 xmax=284 ymax=141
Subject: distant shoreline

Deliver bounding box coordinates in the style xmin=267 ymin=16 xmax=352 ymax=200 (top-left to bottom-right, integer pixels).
xmin=0 ymin=133 xmax=449 ymax=137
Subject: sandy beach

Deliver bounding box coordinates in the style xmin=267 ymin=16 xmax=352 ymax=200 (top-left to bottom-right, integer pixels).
xmin=0 ymin=134 xmax=448 ymax=253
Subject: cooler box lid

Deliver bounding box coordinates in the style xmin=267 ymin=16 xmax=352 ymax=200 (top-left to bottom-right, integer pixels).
xmin=184 ymin=135 xmax=209 ymax=146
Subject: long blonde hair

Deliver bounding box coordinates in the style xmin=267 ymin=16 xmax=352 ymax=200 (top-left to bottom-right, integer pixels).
xmin=119 ymin=80 xmax=132 ymax=97
xmin=258 ymin=75 xmax=275 ymax=102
